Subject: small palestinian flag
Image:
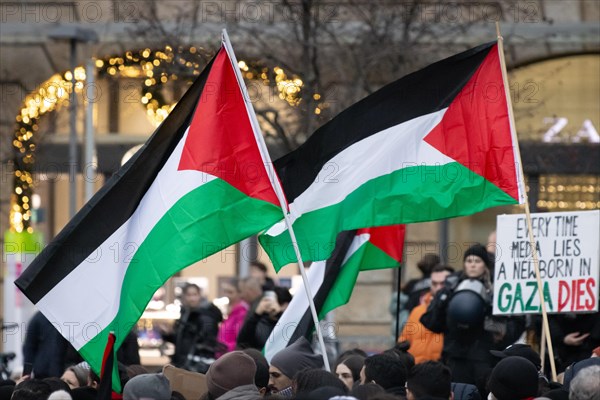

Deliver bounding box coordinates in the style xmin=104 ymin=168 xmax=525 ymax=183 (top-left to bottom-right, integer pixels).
xmin=263 ymin=225 xmax=404 ymax=361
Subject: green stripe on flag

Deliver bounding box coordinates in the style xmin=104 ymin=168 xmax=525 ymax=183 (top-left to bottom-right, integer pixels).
xmin=79 ymin=178 xmax=282 ymax=390
xmin=261 ymin=162 xmax=516 ymax=269
xmin=319 ymin=241 xmax=399 ymax=319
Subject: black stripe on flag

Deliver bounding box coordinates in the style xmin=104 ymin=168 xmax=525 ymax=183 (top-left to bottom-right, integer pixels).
xmin=286 ymin=230 xmax=358 ymax=345
xmin=15 ymin=57 xmax=217 ymax=304
xmin=275 ymin=42 xmax=495 ymax=203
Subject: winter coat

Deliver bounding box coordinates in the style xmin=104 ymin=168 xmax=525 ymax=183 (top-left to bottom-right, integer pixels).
xmin=236 ymin=311 xmax=279 ymax=350
xmin=218 ymin=301 xmax=250 ymax=352
xmin=165 ymin=302 xmax=223 ymax=366
xmin=549 ymin=312 xmax=600 ymax=370
xmin=398 ymin=292 xmax=444 ymax=363
xmin=22 ymin=311 xmax=68 ymax=378
xmin=216 ymin=385 xmax=262 ymax=400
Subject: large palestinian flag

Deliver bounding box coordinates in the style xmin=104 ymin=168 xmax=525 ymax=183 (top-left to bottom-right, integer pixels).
xmin=15 ymin=44 xmax=282 ymax=388
xmin=260 ymin=41 xmax=525 ymax=269
xmin=263 ymin=225 xmax=404 ymax=361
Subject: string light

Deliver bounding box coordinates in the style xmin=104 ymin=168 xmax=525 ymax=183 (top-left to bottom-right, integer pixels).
xmin=10 ymin=70 xmax=85 ymax=232
xmin=274 ymin=67 xmax=303 ymax=106
xmin=9 ymin=44 xmax=322 ymax=232
xmin=536 ymin=175 xmax=600 ymax=210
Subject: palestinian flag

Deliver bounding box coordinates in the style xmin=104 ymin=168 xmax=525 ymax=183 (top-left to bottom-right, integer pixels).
xmin=260 ymin=41 xmax=525 ymax=269
xmin=15 ymin=44 xmax=282 ymax=389
xmin=263 ymin=225 xmax=404 ymax=361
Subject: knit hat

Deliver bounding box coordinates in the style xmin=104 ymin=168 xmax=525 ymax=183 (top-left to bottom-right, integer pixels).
xmin=206 ymin=351 xmax=257 ymax=398
xmin=488 ymin=356 xmax=538 ymax=400
xmin=242 ymin=348 xmax=270 ymax=389
xmin=490 ymin=344 xmax=542 ymax=369
xmin=463 ymin=244 xmax=491 ymax=268
xmin=70 ymin=387 xmax=97 ymax=400
xmin=270 ymin=337 xmax=324 ymax=380
xmin=66 ymin=364 xmax=90 ymax=387
xmin=123 ymin=374 xmax=171 ymax=400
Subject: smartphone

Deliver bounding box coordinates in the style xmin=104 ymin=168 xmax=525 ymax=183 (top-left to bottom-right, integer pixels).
xmin=264 ymin=291 xmax=277 ymax=301
xmin=23 ymin=362 xmax=33 ymax=377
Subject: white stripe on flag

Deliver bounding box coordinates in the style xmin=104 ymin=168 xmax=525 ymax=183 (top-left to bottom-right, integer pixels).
xmin=37 ymin=129 xmax=217 ymax=349
xmin=263 ymin=233 xmax=370 ymax=361
xmin=265 ymin=109 xmax=451 ymax=237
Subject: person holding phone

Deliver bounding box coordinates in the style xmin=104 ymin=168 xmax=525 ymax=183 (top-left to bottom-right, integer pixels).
xmin=236 ymin=287 xmax=292 ymax=350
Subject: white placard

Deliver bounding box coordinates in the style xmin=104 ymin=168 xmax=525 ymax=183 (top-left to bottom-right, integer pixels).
xmin=493 ymin=210 xmax=600 ymax=315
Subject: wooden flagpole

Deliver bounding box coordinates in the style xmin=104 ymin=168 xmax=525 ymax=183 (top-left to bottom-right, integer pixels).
xmin=540 ymin=323 xmax=547 ymax=374
xmin=221 ymin=29 xmax=331 ymax=371
xmin=495 ymin=22 xmax=557 ymax=381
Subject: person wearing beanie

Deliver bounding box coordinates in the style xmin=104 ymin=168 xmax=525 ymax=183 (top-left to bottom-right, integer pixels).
xmin=242 ymin=349 xmax=270 ymax=395
xmin=488 ymin=356 xmax=538 ymax=400
xmin=421 ymin=244 xmax=525 ymax=393
xmin=205 ymin=351 xmax=259 ymax=400
xmin=490 ymin=344 xmax=541 ymax=370
xmin=70 ymin=386 xmax=97 ymax=400
xmin=268 ymin=337 xmax=324 ymax=396
xmin=61 ymin=364 xmax=90 ymax=389
xmin=490 ymin=344 xmax=551 ymax=395
xmin=122 ymin=373 xmax=171 ymax=400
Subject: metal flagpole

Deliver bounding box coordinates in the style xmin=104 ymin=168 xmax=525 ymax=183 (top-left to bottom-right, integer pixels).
xmin=84 ymin=58 xmax=96 ymax=202
xmin=394 ymin=231 xmax=407 ymax=342
xmin=495 ymin=22 xmax=557 ymax=381
xmin=394 ymin=269 xmax=402 ymax=341
xmin=221 ymin=29 xmax=331 ymax=371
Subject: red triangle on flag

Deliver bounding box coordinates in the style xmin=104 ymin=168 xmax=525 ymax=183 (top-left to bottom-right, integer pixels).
xmin=357 ymin=225 xmax=405 ymax=263
xmin=178 ymin=47 xmax=279 ymax=206
xmin=424 ymin=44 xmax=520 ymax=202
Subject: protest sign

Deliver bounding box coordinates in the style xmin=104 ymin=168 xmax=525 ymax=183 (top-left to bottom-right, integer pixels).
xmin=493 ymin=210 xmax=599 ymax=315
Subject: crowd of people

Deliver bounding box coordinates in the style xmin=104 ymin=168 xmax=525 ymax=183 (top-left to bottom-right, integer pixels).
xmin=6 ymin=250 xmax=599 ymax=400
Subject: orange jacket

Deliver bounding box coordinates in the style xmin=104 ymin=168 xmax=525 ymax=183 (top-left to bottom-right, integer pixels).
xmin=398 ymin=292 xmax=444 ymax=364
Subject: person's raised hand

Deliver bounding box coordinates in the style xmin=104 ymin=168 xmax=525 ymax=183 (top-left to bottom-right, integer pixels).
xmin=256 ymin=297 xmax=274 ymax=315
xmin=564 ymin=331 xmax=590 ymax=346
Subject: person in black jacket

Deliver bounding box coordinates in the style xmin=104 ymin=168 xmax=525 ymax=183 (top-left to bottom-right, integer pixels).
xmin=163 ymin=283 xmax=223 ymax=370
xmin=236 ymin=286 xmax=291 ymax=350
xmin=420 ymin=244 xmax=525 ymax=389
xmin=23 ymin=311 xmax=68 ymax=378
xmin=549 ymin=312 xmax=600 ymax=372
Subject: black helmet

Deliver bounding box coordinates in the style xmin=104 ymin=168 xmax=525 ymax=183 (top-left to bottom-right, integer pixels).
xmin=447 ymin=279 xmax=488 ymax=330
